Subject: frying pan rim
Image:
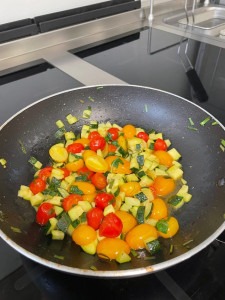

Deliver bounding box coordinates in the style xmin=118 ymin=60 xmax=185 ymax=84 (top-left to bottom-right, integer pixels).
xmin=0 ymin=83 xmax=225 ymax=278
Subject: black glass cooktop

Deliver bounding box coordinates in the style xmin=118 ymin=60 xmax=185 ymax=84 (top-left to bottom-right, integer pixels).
xmin=0 ymin=26 xmax=224 ymax=300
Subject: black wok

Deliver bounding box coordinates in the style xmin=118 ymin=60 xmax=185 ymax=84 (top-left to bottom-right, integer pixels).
xmin=0 ymin=84 xmax=224 ymax=278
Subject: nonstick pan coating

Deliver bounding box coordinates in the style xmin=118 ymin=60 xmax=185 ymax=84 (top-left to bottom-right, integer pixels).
xmin=0 ymin=84 xmax=224 ymax=277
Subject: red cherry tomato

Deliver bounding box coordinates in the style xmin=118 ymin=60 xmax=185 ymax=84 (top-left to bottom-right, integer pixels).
xmin=86 ymin=207 xmax=104 ymax=230
xmin=30 ymin=178 xmax=46 ymax=195
xmin=77 ymin=166 xmax=94 ymax=180
xmin=108 ymin=144 xmax=117 ymax=153
xmin=62 ymin=194 xmax=83 ymax=212
xmin=154 ymin=138 xmax=167 ymax=151
xmin=66 ymin=142 xmax=84 ymax=154
xmin=107 ymin=128 xmax=120 ymax=140
xmin=90 ymin=136 xmax=106 ymax=151
xmin=136 ymin=131 xmax=149 ymax=142
xmin=99 ymin=212 xmax=123 ymax=238
xmin=95 ymin=192 xmax=114 ymax=210
xmin=60 ymin=167 xmax=71 ymax=178
xmin=36 ymin=203 xmax=56 ymax=226
xmin=91 ymin=173 xmax=107 ymax=190
xmin=38 ymin=166 xmax=53 ymax=181
xmin=88 ymin=131 xmax=101 ymax=140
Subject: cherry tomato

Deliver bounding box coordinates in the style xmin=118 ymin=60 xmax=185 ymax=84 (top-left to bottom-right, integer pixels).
xmin=77 ymin=166 xmax=94 ymax=180
xmin=72 ymin=224 xmax=97 ymax=246
xmin=36 ymin=202 xmax=56 ymax=226
xmin=115 ymin=211 xmax=137 ymax=234
xmin=122 ymin=124 xmax=136 ymax=139
xmin=60 ymin=167 xmax=71 ymax=178
xmin=65 ymin=159 xmax=84 ymax=172
xmin=97 ymin=238 xmax=130 ymax=260
xmin=99 ymin=212 xmax=123 ymax=238
xmin=62 ymin=194 xmax=83 ymax=211
xmin=85 ymin=155 xmax=108 ymax=173
xmin=154 ymin=150 xmax=173 ymax=167
xmin=149 ymin=198 xmax=168 ymax=220
xmin=107 ymin=128 xmax=120 ymax=140
xmin=153 ymin=176 xmax=175 ymax=196
xmin=90 ymin=136 xmax=106 ymax=151
xmin=86 ymin=207 xmax=104 ymax=230
xmin=30 ymin=178 xmax=46 ymax=195
xmin=157 ymin=217 xmax=179 ymax=238
xmin=154 ymin=138 xmax=167 ymax=151
xmin=108 ymin=144 xmax=117 ymax=153
xmin=71 ymin=182 xmax=96 ymax=195
xmin=136 ymin=131 xmax=149 ymax=142
xmin=38 ymin=166 xmax=53 ymax=181
xmin=91 ymin=173 xmax=107 ymax=190
xmin=88 ymin=131 xmax=101 ymax=140
xmin=66 ymin=142 xmax=84 ymax=154
xmin=95 ymin=192 xmax=114 ymax=210
xmin=120 ymin=182 xmax=141 ymax=197
xmin=125 ymin=224 xmax=158 ymax=250
xmin=105 ymin=156 xmax=131 ymax=174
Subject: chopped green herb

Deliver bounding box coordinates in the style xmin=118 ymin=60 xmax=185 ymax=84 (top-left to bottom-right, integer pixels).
xmin=200 ymin=116 xmax=210 ymax=126
xmin=0 ymin=158 xmax=7 ymax=168
xmin=11 ymin=226 xmax=21 ymax=233
xmin=220 ymin=145 xmax=225 ymax=152
xmin=144 ymin=104 xmax=148 ymax=112
xmin=88 ymin=96 xmax=95 ymax=102
xmin=182 ymin=239 xmax=193 ymax=247
xmin=111 ymin=158 xmax=123 ymax=169
xmin=80 ymin=99 xmax=84 ymax=103
xmin=54 ymin=255 xmax=64 ymax=260
xmin=188 ymin=117 xmax=194 ymax=126
xmin=90 ymin=265 xmax=98 ymax=271
xmin=144 ymin=256 xmax=156 ymax=260
xmin=18 ymin=140 xmax=27 ymax=154
xmin=96 ymin=86 xmax=103 ymax=90
xmin=130 ymin=249 xmax=138 ymax=257
xmin=55 ymin=127 xmax=66 ymax=139
xmin=187 ymin=126 xmax=198 ymax=131
xmin=69 ymin=185 xmax=84 ymax=195
xmin=211 ymin=121 xmax=218 ymax=126
xmin=169 ymin=244 xmax=174 ymax=254
xmin=221 ymin=139 xmax=225 ymax=147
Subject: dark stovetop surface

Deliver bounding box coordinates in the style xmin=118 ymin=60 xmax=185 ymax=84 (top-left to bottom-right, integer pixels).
xmin=0 ymin=26 xmax=225 ymax=300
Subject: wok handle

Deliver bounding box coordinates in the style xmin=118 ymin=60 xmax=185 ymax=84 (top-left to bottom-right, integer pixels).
xmin=186 ymin=68 xmax=208 ymax=102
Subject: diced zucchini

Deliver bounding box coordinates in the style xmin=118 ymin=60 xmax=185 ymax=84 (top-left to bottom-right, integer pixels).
xmin=120 ymin=203 xmax=132 ymax=212
xmin=67 ymin=224 xmax=75 ymax=236
xmin=51 ymin=168 xmax=65 ymax=180
xmin=130 ymin=157 xmax=139 ymax=170
xmin=127 ymin=137 xmax=147 ymax=152
xmin=145 ymin=218 xmax=158 ymax=226
xmin=58 ymin=187 xmax=69 ymax=198
xmin=144 ymin=201 xmax=153 ymax=218
xmin=46 ymin=196 xmax=63 ymax=206
xmin=149 ymin=132 xmax=163 ymax=140
xmin=141 ymin=188 xmax=154 ymax=201
xmin=177 ymin=185 xmax=188 ymax=195
xmin=66 ymin=114 xmax=78 ymax=124
xmin=65 ymin=175 xmax=76 ymax=184
xmin=130 ymin=206 xmax=138 ymax=217
xmin=81 ymin=124 xmax=90 ymax=138
xmin=46 ymin=217 xmax=58 ymax=235
xmin=81 ymin=239 xmax=98 ymax=255
xmin=30 ymin=192 xmax=45 ymax=206
xmin=165 ymin=139 xmax=171 ymax=148
xmin=51 ymin=230 xmax=65 ymax=240
xmin=18 ymin=185 xmax=33 ymax=201
xmin=144 ymin=238 xmax=161 ymax=255
xmin=103 ymin=204 xmax=115 ymax=216
xmin=68 ymin=205 xmax=84 ymax=221
xmin=167 ymin=148 xmax=181 ymax=161
xmin=54 ymin=205 xmax=64 ymax=216
xmin=34 ymin=160 xmax=43 ymax=169
xmin=125 ymin=197 xmax=140 ymax=207
xmin=116 ymin=251 xmax=131 ymax=264
xmin=65 ymin=131 xmax=76 ymax=141
xmin=136 ymin=206 xmax=145 ymax=224
xmin=154 ymin=168 xmax=168 ymax=177
xmin=167 ymin=165 xmax=183 ymax=180
xmin=168 ymin=195 xmax=184 ymax=209
xmin=56 ymin=120 xmax=65 ymax=128
xmin=77 ymin=201 xmax=92 ymax=212
xmin=82 ymin=108 xmax=92 ymax=119
xmin=139 ymin=175 xmax=153 ymax=187
xmin=182 ymin=193 xmax=192 ymax=203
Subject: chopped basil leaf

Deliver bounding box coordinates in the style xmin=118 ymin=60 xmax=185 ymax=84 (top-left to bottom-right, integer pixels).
xmin=111 ymin=158 xmax=123 ymax=169
xmin=69 ymin=185 xmax=84 ymax=195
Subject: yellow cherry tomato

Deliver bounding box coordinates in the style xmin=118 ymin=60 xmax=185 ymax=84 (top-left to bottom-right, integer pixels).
xmin=157 ymin=217 xmax=179 ymax=238
xmin=65 ymin=159 xmax=84 ymax=172
xmin=82 ymin=192 xmax=97 ymax=203
xmin=122 ymin=124 xmax=136 ymax=139
xmin=153 ymin=176 xmax=175 ymax=196
xmin=74 ymin=138 xmax=90 ymax=147
xmin=101 ymin=143 xmax=109 ymax=157
xmin=71 ymin=181 xmax=96 ymax=195
xmin=125 ymin=224 xmax=158 ymax=250
xmin=72 ymin=224 xmax=97 ymax=246
xmin=85 ymin=155 xmax=108 ymax=173
xmin=105 ymin=156 xmax=131 ymax=174
xmin=115 ymin=211 xmax=137 ymax=234
xmin=149 ymin=198 xmax=168 ymax=220
xmin=154 ymin=151 xmax=173 ymax=167
xmin=49 ymin=144 xmax=68 ymax=162
xmin=96 ymin=238 xmax=130 ymax=260
xmin=120 ymin=182 xmax=141 ymax=197
xmin=82 ymin=150 xmax=97 ymax=161
xmin=117 ymin=135 xmax=128 ymax=151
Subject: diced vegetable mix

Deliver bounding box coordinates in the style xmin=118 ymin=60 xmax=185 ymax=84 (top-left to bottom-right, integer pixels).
xmin=18 ymin=115 xmax=192 ymax=264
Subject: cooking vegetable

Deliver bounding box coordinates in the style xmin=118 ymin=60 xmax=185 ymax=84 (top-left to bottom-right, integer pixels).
xmin=18 ymin=117 xmax=191 ymax=264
